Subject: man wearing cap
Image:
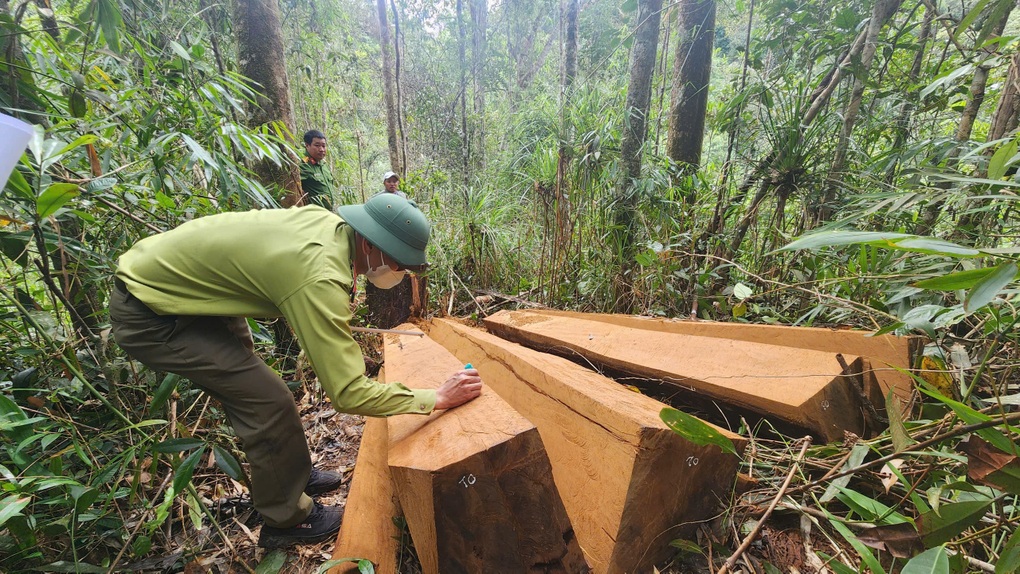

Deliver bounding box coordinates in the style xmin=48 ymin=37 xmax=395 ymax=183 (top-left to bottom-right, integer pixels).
xmin=381 ymin=170 xmax=406 ymax=198
xmin=108 ymin=195 xmax=483 ymax=548
xmin=299 ymin=129 xmax=337 ymax=208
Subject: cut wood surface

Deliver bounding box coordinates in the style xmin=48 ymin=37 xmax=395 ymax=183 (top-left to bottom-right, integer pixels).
xmin=330 ymin=417 xmax=401 ymax=574
xmin=482 ymin=310 xmax=869 ymax=442
xmin=426 ymin=318 xmax=745 ymax=574
xmin=526 ymin=309 xmax=918 ymax=405
xmin=384 ymin=324 xmax=588 ymax=574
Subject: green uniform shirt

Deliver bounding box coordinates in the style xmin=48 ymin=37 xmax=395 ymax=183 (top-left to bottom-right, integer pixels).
xmin=115 ymin=206 xmax=436 ymax=416
xmin=299 ymin=156 xmax=337 ymax=209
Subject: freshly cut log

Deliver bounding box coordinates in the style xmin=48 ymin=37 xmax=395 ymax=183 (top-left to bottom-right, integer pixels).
xmin=384 ymin=325 xmax=588 ymax=574
xmin=482 ymin=310 xmax=870 ymax=442
xmin=426 ymin=318 xmax=745 ymax=574
xmin=330 ymin=417 xmax=400 ymax=574
xmin=525 ymin=309 xmax=918 ymax=405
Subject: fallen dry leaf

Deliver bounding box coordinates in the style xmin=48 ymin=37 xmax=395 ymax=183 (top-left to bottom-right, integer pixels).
xmin=961 ymin=436 xmax=1020 ymax=494
xmin=879 ymin=458 xmax=905 ymax=493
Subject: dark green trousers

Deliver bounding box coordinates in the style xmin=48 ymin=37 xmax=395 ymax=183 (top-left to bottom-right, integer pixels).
xmin=109 ymin=280 xmax=313 ymax=527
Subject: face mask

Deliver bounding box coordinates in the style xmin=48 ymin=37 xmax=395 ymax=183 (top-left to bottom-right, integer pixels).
xmin=365 ymin=249 xmax=406 ymax=289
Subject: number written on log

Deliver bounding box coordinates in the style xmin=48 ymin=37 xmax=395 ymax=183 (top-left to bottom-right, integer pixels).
xmin=459 ymin=474 xmax=477 ymax=488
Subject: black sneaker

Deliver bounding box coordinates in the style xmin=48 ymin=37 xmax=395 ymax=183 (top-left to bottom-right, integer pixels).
xmin=257 ymin=502 xmax=343 ymax=548
xmin=305 ymin=467 xmax=344 ymax=496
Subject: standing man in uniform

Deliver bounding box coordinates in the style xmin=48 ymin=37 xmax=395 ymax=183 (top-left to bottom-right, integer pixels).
xmin=299 ymin=130 xmax=337 ymax=208
xmin=381 ymin=170 xmax=406 ymax=198
xmin=109 ymin=195 xmax=483 ymax=547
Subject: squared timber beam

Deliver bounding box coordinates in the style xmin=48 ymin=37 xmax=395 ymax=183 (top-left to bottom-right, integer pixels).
xmin=384 ymin=324 xmax=588 ymax=574
xmin=482 ymin=310 xmax=870 ymax=442
xmin=330 ymin=417 xmax=401 ymax=574
xmin=525 ymin=309 xmax=919 ymax=407
xmin=427 ymin=318 xmax=746 ymax=574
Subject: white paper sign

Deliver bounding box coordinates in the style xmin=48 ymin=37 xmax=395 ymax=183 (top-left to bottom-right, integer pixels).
xmin=0 ymin=114 xmax=34 ymax=191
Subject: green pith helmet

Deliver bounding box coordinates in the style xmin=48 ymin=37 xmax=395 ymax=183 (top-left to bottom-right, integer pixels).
xmin=337 ymin=194 xmax=430 ymax=268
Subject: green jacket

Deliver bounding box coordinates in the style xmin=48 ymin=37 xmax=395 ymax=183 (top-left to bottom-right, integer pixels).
xmin=299 ymin=156 xmax=337 ymax=208
xmin=115 ymin=206 xmax=436 ymax=416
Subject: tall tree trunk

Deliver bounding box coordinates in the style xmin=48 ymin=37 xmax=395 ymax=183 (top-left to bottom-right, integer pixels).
xmin=390 ymin=0 xmax=408 ymax=176
xmin=614 ymin=0 xmax=663 ymax=313
xmin=470 ymin=0 xmax=487 ymax=172
xmin=377 ymin=0 xmax=402 ymax=174
xmin=456 ymin=0 xmax=469 ymax=187
xmin=815 ymin=0 xmax=903 ymax=224
xmin=917 ymin=4 xmax=1013 ymax=235
xmin=955 ymin=51 xmax=1020 ymax=242
xmin=233 ymin=0 xmax=302 ymax=366
xmin=666 ymin=0 xmax=716 ymax=174
xmin=233 ymin=0 xmax=302 ymax=206
xmin=33 ymin=0 xmax=59 ymax=41
xmin=884 ymin=4 xmax=933 ymax=184
xmin=989 ymin=53 xmax=1020 ymax=140
xmin=547 ymin=0 xmax=579 ymax=300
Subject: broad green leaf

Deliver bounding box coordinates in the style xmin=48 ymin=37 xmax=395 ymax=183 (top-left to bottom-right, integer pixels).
xmin=660 ymin=407 xmax=738 ymax=455
xmin=95 ymin=0 xmax=123 ymax=53
xmin=69 ymin=90 xmax=87 ymax=118
xmin=918 ymin=499 xmax=993 ymax=547
xmin=70 ymin=485 xmax=99 ymax=513
xmin=782 ymin=231 xmax=913 ymax=251
xmin=955 ymin=0 xmax=992 ymax=40
xmin=36 ymin=182 xmax=79 ymax=218
xmin=213 ymin=445 xmax=248 ymax=487
xmin=902 ymin=546 xmax=950 ymax=574
xmin=85 ymin=177 xmax=117 ymax=193
xmin=149 ymin=373 xmax=179 ymax=413
xmin=836 ymin=486 xmax=911 ymax=524
xmin=817 ymin=552 xmax=859 ymax=574
xmin=315 ymin=558 xmax=374 ymax=574
xmin=890 ymin=238 xmax=981 ymax=258
xmin=0 ymin=495 xmax=31 ymax=528
xmin=168 ymin=40 xmax=192 ymax=61
xmin=996 ymin=527 xmax=1020 ymax=574
xmin=820 ymin=443 xmax=870 ymax=503
xmin=988 ymin=139 xmax=1018 ymax=180
xmin=153 ymin=437 xmax=205 ymax=453
xmin=5 ymin=166 xmax=32 ymax=199
xmin=921 ymin=64 xmax=975 ymax=100
xmin=830 ymin=518 xmax=887 ymax=573
xmin=917 ymin=384 xmax=1017 ymax=453
xmin=255 ymin=549 xmax=287 ymax=573
xmin=181 ymin=133 xmax=215 ymax=166
xmin=914 ymin=267 xmax=1001 ymax=291
xmin=964 ymin=262 xmax=1017 ymax=313
xmin=171 ymin=446 xmax=205 ymax=496
xmin=733 ymin=282 xmax=753 ymax=300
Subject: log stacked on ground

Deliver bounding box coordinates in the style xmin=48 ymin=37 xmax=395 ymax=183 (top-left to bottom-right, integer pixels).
xmin=426 ymin=318 xmax=745 ymax=574
xmin=482 ymin=310 xmax=871 ymax=442
xmin=526 ymin=309 xmax=918 ymax=405
xmin=384 ymin=325 xmax=588 ymax=574
xmin=330 ymin=417 xmax=401 ymax=574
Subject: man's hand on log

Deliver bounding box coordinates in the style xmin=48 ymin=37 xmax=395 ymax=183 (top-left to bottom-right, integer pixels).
xmin=434 ymin=368 xmax=483 ymax=410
